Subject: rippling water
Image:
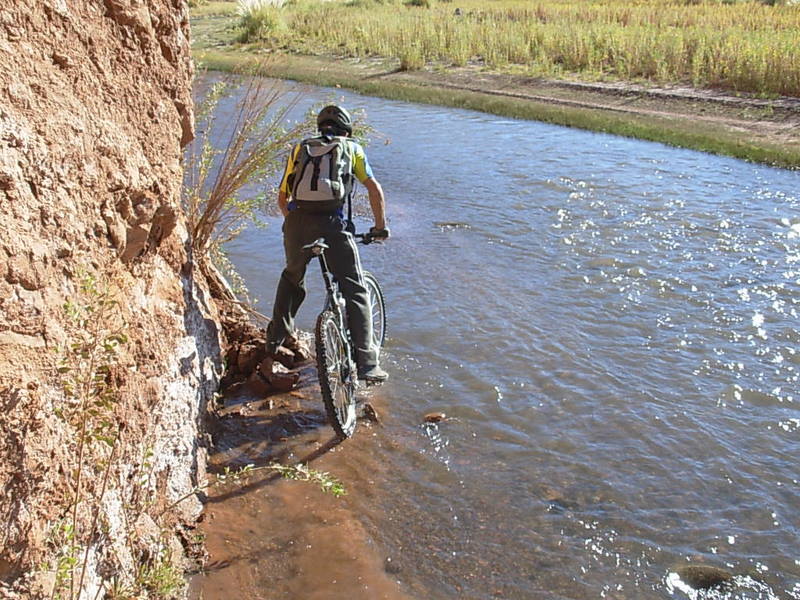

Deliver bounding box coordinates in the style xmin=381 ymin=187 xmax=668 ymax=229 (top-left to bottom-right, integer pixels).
xmin=200 ymin=74 xmax=800 ymax=600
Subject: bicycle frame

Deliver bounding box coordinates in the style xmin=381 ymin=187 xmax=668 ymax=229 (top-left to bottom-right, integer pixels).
xmin=308 ymin=231 xmax=381 ymax=375
xmin=314 ymin=248 xmax=357 ymax=376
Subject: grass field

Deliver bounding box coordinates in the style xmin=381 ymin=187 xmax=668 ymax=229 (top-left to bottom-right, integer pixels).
xmin=189 ymin=1 xmax=800 ymax=168
xmin=228 ymin=0 xmax=800 ymax=97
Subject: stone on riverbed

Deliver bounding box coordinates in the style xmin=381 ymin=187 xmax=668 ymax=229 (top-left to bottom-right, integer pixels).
xmin=674 ymin=564 xmax=733 ymax=590
xmin=424 ymin=412 xmax=446 ymax=423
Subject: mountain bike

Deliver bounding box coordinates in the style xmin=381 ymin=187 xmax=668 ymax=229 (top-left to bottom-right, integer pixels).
xmin=307 ymin=232 xmax=386 ymax=439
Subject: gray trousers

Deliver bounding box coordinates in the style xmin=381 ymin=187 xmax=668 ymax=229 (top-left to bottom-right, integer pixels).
xmin=266 ymin=210 xmax=378 ymax=370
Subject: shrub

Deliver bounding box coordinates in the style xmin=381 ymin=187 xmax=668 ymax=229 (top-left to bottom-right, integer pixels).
xmin=399 ymin=44 xmax=425 ymax=70
xmin=183 ymin=74 xmax=310 ymax=255
xmin=237 ymin=0 xmax=287 ymax=43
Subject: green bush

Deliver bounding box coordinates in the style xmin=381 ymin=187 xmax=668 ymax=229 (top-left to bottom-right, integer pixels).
xmin=398 ymin=43 xmax=425 ymax=70
xmin=238 ymin=2 xmax=287 ymax=43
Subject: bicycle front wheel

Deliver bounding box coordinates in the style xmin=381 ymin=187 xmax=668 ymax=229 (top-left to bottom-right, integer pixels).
xmin=363 ymin=271 xmax=386 ymax=350
xmin=315 ymin=310 xmax=357 ymax=439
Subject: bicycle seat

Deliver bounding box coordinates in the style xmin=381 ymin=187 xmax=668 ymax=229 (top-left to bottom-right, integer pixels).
xmin=303 ymin=238 xmax=329 ymax=254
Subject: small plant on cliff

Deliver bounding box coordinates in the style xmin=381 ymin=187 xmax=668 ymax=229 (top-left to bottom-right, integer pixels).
xmin=164 ymin=462 xmax=346 ymax=514
xmin=50 ymin=272 xmax=128 ymax=599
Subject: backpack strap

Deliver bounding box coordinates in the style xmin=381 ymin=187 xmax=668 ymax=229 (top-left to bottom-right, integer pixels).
xmin=310 ymin=155 xmax=322 ymax=192
xmin=291 ymin=140 xmax=311 ymax=198
xmin=327 ymin=143 xmax=339 ymax=196
xmin=342 ymin=139 xmax=355 ymax=230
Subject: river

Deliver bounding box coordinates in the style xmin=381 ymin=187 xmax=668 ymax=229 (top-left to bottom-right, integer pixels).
xmin=190 ymin=74 xmax=800 ymax=600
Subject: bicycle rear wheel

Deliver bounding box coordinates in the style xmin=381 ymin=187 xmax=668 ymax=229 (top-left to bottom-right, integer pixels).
xmin=363 ymin=271 xmax=386 ymax=349
xmin=315 ymin=310 xmax=357 ymax=438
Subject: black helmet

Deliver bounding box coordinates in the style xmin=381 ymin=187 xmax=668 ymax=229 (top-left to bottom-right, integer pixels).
xmin=317 ymin=105 xmax=353 ymax=135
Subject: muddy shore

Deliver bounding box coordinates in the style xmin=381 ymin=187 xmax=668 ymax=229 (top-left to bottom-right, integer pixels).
xmin=191 ymin=348 xmax=414 ymax=599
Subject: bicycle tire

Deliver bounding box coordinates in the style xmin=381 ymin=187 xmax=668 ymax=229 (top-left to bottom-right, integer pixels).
xmin=363 ymin=271 xmax=386 ymax=350
xmin=315 ymin=310 xmax=357 ymax=438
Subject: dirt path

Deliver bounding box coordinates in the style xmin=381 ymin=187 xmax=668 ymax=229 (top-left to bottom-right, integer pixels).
xmin=386 ymin=64 xmax=800 ymax=152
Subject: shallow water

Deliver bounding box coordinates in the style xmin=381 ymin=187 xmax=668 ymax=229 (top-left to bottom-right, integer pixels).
xmin=191 ymin=74 xmax=800 ymax=600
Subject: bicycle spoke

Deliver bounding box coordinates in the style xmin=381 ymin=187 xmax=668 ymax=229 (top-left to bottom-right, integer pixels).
xmin=316 ymin=310 xmax=357 ymax=438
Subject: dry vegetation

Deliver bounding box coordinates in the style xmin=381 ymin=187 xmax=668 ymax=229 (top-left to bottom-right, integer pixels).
xmin=190 ymin=0 xmax=800 ymax=167
xmin=235 ymin=0 xmax=800 ymax=97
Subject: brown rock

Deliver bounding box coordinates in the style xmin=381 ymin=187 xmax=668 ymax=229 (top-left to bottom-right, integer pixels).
xmin=424 ymin=412 xmax=446 ymax=423
xmin=361 ymin=402 xmax=382 ymax=425
xmin=101 ymin=200 xmax=127 ymax=252
xmin=675 ymin=565 xmax=733 ymax=590
xmin=292 ymin=345 xmax=311 ymax=364
xmin=269 ymin=372 xmax=299 ymax=392
xmin=245 ymin=371 xmax=273 ymax=396
xmin=147 ymin=203 xmax=177 ymax=249
xmin=237 ymin=343 xmax=261 ymax=374
xmin=272 ymin=346 xmax=296 ymax=369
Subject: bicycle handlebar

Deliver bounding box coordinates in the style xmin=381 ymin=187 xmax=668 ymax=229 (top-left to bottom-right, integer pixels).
xmin=355 ymin=232 xmax=375 ymax=245
xmin=355 ymin=231 xmax=387 ymax=245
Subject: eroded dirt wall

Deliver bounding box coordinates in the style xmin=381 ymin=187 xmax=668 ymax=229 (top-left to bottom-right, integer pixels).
xmin=0 ymin=0 xmax=219 ymax=595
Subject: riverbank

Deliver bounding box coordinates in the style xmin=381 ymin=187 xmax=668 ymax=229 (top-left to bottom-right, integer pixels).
xmin=190 ymin=5 xmax=800 ymax=169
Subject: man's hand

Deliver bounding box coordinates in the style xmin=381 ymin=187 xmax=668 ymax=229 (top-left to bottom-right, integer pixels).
xmin=369 ymin=226 xmax=390 ymax=241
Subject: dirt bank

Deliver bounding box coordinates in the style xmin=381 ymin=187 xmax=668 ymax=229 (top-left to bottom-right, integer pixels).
xmin=398 ymin=65 xmax=800 ymax=154
xmin=0 ymin=0 xmax=223 ymax=596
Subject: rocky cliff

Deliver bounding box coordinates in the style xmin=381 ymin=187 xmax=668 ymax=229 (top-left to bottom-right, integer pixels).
xmin=0 ymin=0 xmax=220 ymax=596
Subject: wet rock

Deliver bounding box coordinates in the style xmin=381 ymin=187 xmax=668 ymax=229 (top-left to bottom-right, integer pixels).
xmin=424 ymin=411 xmax=446 ymax=423
xmin=292 ymin=345 xmax=311 ymax=364
xmin=237 ymin=342 xmax=261 ymax=374
xmin=360 ymin=402 xmax=381 ymax=425
xmin=269 ymin=371 xmax=299 ymax=393
xmin=246 ymin=371 xmax=273 ymax=397
xmin=273 ymin=346 xmax=296 ymax=369
xmin=384 ymin=557 xmax=401 ymax=575
xmin=675 ymin=564 xmax=733 ymax=590
xmin=542 ymin=486 xmax=580 ymax=512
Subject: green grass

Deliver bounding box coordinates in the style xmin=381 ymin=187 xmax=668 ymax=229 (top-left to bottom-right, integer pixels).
xmin=256 ymin=0 xmax=800 ymax=97
xmin=193 ymin=0 xmax=800 ymax=96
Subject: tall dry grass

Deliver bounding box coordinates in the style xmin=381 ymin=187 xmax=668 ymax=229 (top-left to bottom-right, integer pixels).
xmin=276 ymin=0 xmax=800 ymax=96
xmin=183 ymin=74 xmax=308 ymax=255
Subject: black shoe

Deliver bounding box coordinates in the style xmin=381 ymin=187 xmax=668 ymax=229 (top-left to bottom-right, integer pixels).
xmin=358 ymin=365 xmax=389 ymax=383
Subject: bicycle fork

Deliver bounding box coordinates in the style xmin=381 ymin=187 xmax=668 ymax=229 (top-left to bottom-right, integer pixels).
xmin=317 ymin=255 xmax=358 ymax=384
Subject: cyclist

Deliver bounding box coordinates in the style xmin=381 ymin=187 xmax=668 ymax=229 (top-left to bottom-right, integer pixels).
xmin=262 ymin=105 xmax=390 ymax=384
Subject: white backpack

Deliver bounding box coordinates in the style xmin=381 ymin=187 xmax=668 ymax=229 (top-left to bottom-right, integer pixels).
xmin=290 ymin=136 xmax=353 ymax=203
